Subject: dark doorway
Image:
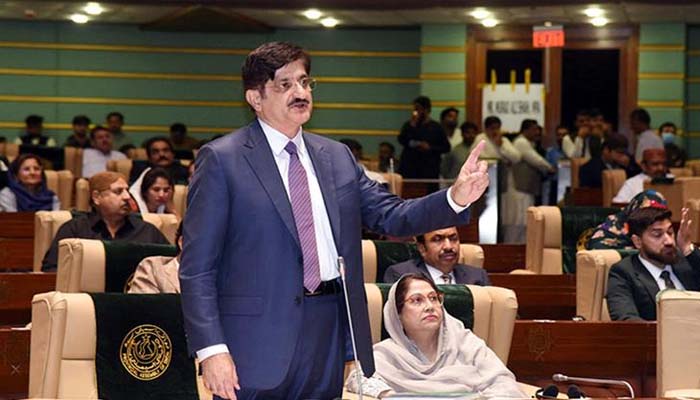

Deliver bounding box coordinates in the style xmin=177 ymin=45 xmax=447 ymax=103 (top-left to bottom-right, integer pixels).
xmin=486 ymin=49 xmax=543 ymax=83
xmin=561 ymin=49 xmax=620 ymax=131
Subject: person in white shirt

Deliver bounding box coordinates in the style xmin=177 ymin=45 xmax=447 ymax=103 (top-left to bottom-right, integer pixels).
xmin=81 ymin=126 xmax=127 ymax=178
xmin=631 ymin=108 xmax=663 ymax=162
xmin=613 ymin=148 xmax=667 ymax=204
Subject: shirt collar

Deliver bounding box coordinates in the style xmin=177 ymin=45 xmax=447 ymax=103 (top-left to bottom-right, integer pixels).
xmin=638 ymin=253 xmax=673 ymax=280
xmin=258 ymin=118 xmax=304 ymax=158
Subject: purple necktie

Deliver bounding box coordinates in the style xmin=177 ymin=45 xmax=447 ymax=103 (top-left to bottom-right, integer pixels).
xmin=285 ymin=141 xmax=322 ymax=293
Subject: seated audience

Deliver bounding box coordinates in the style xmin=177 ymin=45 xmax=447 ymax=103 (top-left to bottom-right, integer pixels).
xmin=64 ymin=115 xmax=92 ymax=148
xmin=586 ymin=190 xmax=667 ymax=250
xmin=630 ymin=108 xmax=663 ymax=162
xmin=606 ymin=207 xmax=700 ymax=321
xmin=131 ymin=167 xmax=177 ymax=216
xmin=81 ymin=125 xmax=127 ymax=178
xmin=441 ymin=121 xmax=478 ymax=180
xmin=659 ymin=121 xmax=686 ymax=168
xmin=346 ymin=274 xmax=524 ymax=398
xmin=580 ymin=134 xmax=639 ymax=188
xmin=41 ymin=171 xmax=169 ymax=271
xmin=0 ymin=154 xmax=60 ymax=212
xmin=129 ymin=222 xmax=182 ymax=294
xmin=378 ymin=141 xmax=397 ymax=173
xmin=384 ymin=227 xmax=490 ymax=285
xmin=170 ymin=122 xmax=200 ymax=151
xmin=340 ymin=138 xmax=387 ymax=185
xmin=612 ymin=148 xmax=667 ymax=204
xmin=129 ymin=137 xmax=188 ymax=184
xmin=14 ymin=114 xmax=56 ymax=147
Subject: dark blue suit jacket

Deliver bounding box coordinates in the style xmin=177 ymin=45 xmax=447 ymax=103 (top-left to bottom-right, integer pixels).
xmin=383 ymin=259 xmax=491 ymax=286
xmin=179 ymin=120 xmax=471 ymax=390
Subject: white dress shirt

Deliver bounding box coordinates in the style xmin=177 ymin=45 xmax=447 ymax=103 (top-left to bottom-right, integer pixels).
xmin=638 ymin=254 xmax=685 ymax=290
xmin=197 ymin=118 xmax=469 ymax=361
xmin=425 ymin=263 xmax=455 ymax=284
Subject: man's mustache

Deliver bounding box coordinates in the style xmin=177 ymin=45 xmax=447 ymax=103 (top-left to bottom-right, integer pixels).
xmin=288 ymin=98 xmax=310 ymax=107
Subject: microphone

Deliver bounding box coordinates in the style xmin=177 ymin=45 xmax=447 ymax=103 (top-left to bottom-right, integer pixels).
xmin=535 ymin=384 xmax=559 ymax=399
xmin=567 ymin=384 xmax=587 ymax=399
xmin=553 ymin=373 xmax=634 ymax=398
xmin=338 ymin=256 xmax=363 ymax=400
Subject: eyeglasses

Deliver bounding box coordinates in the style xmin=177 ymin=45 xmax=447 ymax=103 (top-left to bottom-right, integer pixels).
xmin=404 ymin=293 xmax=444 ymax=308
xmin=269 ymin=76 xmax=317 ymax=93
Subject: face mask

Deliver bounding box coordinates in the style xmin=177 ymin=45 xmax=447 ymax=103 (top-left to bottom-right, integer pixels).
xmin=662 ymin=132 xmax=675 ymax=144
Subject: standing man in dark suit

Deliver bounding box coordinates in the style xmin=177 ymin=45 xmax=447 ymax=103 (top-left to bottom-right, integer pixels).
xmin=179 ymin=42 xmax=491 ymax=400
xmin=606 ymin=207 xmax=700 ymax=321
xmin=383 ymin=226 xmax=490 ymax=285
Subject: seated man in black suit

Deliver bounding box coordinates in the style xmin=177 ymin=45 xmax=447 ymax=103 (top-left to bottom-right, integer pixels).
xmin=606 ymin=206 xmax=700 ymax=320
xmin=383 ymin=226 xmax=490 ymax=285
xmin=580 ymin=134 xmax=640 ymax=188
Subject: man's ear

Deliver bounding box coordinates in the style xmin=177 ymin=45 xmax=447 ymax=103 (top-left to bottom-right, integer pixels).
xmin=245 ymin=89 xmax=262 ymax=112
xmin=631 ymin=233 xmax=642 ymax=249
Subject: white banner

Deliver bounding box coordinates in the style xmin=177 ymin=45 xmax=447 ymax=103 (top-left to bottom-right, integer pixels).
xmin=482 ymin=84 xmax=545 ymax=132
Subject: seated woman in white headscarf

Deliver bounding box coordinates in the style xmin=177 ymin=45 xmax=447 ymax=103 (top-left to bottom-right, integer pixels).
xmin=346 ymin=273 xmax=525 ymax=399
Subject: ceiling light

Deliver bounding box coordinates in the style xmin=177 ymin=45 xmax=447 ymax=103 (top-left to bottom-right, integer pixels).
xmin=470 ymin=8 xmax=491 ymax=20
xmin=590 ymin=16 xmax=608 ymax=27
xmin=482 ymin=18 xmax=498 ymax=28
xmin=84 ymin=2 xmax=103 ymax=15
xmin=303 ymin=8 xmax=322 ymax=20
xmin=320 ymin=17 xmax=339 ymax=28
xmin=584 ymin=7 xmax=604 ymax=18
xmin=70 ymin=13 xmax=89 ymax=23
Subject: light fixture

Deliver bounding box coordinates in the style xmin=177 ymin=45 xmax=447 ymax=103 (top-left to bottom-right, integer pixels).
xmin=584 ymin=6 xmax=604 ymax=18
xmin=470 ymin=8 xmax=491 ymax=20
xmin=320 ymin=17 xmax=339 ymax=28
xmin=70 ymin=13 xmax=89 ymax=23
xmin=590 ymin=16 xmax=608 ymax=27
xmin=482 ymin=18 xmax=498 ymax=28
xmin=84 ymin=2 xmax=103 ymax=15
xmin=303 ymin=8 xmax=322 ymax=20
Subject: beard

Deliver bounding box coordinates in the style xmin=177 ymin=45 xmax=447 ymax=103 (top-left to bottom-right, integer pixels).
xmin=643 ymin=245 xmax=678 ymax=266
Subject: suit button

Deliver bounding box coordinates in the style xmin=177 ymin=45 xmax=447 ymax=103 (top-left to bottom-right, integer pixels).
xmin=294 ymin=296 xmax=301 ymax=305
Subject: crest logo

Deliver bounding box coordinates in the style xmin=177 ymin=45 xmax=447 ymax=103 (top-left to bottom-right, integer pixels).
xmin=120 ymin=324 xmax=172 ymax=381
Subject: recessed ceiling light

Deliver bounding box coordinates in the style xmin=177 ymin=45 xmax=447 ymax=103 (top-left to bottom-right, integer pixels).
xmin=482 ymin=18 xmax=498 ymax=28
xmin=70 ymin=13 xmax=89 ymax=23
xmin=320 ymin=17 xmax=339 ymax=28
xmin=584 ymin=7 xmax=604 ymax=18
xmin=84 ymin=2 xmax=103 ymax=16
xmin=590 ymin=16 xmax=609 ymax=27
xmin=470 ymin=8 xmax=491 ymax=20
xmin=303 ymin=8 xmax=322 ymax=20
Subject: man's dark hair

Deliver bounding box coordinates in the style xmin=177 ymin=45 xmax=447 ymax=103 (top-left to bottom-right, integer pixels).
xmin=630 ymin=108 xmax=651 ymax=126
xmin=379 ymin=141 xmax=395 ymax=153
xmin=484 ymin=115 xmax=501 ymax=129
xmin=339 ymin=138 xmax=362 ymax=153
xmin=140 ymin=167 xmax=174 ymax=203
xmin=460 ymin=121 xmax=478 ymax=132
xmin=25 ymin=115 xmax=43 ymax=127
xmin=144 ymin=136 xmax=174 ymax=158
xmin=170 ymin=123 xmax=187 ymax=134
xmin=241 ymin=41 xmax=310 ymax=92
xmin=72 ymin=115 xmax=91 ymax=126
xmin=106 ymin=112 xmax=124 ymax=122
xmin=89 ymin=125 xmax=111 ymax=140
xmin=520 ymin=119 xmax=538 ymax=133
xmin=603 ymin=133 xmax=629 ymax=152
xmin=413 ymin=96 xmax=431 ymax=112
xmin=628 ymin=207 xmax=672 ymax=238
xmin=394 ymin=273 xmax=442 ymax=314
xmin=440 ymin=107 xmax=458 ymax=121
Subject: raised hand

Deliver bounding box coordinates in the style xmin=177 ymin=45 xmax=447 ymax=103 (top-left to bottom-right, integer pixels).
xmin=201 ymin=353 xmax=241 ymax=399
xmin=450 ymin=140 xmax=490 ymax=207
xmin=677 ymin=207 xmax=694 ymax=256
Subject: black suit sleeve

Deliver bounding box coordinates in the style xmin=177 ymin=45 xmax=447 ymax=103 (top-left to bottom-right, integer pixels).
xmin=606 ymin=264 xmax=643 ymax=321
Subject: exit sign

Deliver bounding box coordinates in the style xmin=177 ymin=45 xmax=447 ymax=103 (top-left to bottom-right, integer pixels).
xmin=533 ymin=25 xmax=565 ymax=48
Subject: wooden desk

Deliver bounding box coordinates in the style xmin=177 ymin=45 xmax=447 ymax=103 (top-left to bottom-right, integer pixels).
xmin=490 ymin=273 xmax=576 ymax=320
xmin=0 ymin=212 xmax=34 ymax=271
xmin=0 ymin=327 xmax=30 ymax=398
xmin=481 ymin=244 xmax=526 ymax=272
xmin=0 ymin=273 xmax=55 ymax=326
xmin=509 ymin=320 xmax=656 ymax=397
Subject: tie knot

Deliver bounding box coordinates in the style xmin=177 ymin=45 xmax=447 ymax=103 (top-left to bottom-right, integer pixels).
xmin=284 ymin=141 xmax=298 ymax=156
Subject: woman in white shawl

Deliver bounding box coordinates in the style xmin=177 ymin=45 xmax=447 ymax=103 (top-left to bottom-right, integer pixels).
xmin=346 ymin=273 xmax=524 ymax=398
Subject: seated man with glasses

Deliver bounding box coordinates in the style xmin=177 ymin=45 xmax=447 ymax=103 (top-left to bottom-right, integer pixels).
xmin=42 ymin=171 xmax=169 ymax=271
xmin=345 ymin=274 xmax=524 ymax=398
